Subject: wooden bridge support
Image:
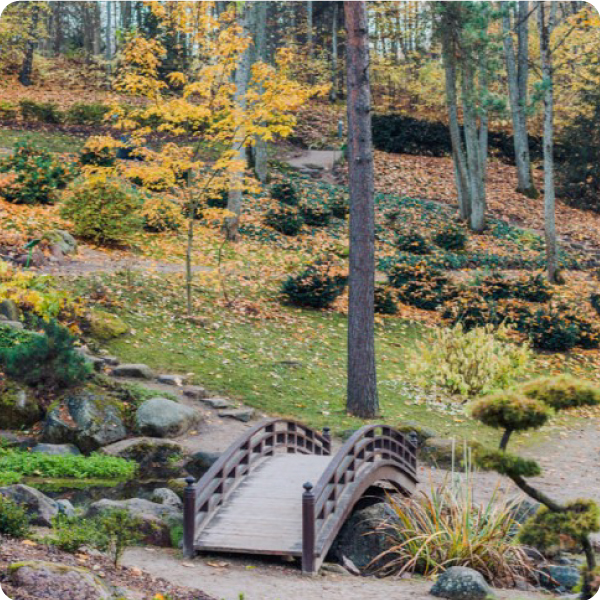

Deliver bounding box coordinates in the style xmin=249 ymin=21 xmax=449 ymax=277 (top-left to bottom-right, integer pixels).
xmin=302 ymin=481 xmax=316 ymax=575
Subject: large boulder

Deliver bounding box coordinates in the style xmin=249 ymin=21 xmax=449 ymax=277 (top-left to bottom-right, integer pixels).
xmin=42 ymin=229 xmax=78 ymax=255
xmin=41 ymin=392 xmax=127 ymax=453
xmin=540 ymin=564 xmax=581 ymax=593
xmin=111 ymin=364 xmax=155 ymax=380
xmin=86 ymin=309 xmax=129 ymax=341
xmin=0 ymin=484 xmax=58 ymax=526
xmin=430 ymin=567 xmax=495 ymax=600
xmin=135 ymin=397 xmax=199 ymax=438
xmin=0 ymin=299 xmax=20 ymax=322
xmin=31 ymin=443 xmax=81 ymax=456
xmin=396 ymin=420 xmax=438 ymax=447
xmin=328 ymin=502 xmax=398 ymax=572
xmin=151 ymin=487 xmax=183 ymax=510
xmin=185 ymin=450 xmax=221 ymax=478
xmin=9 ymin=561 xmax=114 ymax=600
xmin=0 ymin=382 xmax=43 ymax=429
xmin=101 ymin=437 xmax=186 ymax=478
xmin=86 ymin=498 xmax=181 ymax=547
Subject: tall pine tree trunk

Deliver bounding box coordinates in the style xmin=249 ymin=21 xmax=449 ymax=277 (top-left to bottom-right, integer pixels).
xmin=539 ymin=1 xmax=558 ymax=282
xmin=345 ymin=1 xmax=378 ymax=419
xmin=19 ymin=3 xmax=40 ymax=86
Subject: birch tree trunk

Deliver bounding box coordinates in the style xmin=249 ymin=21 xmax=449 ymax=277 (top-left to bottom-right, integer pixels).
xmin=225 ymin=4 xmax=253 ymax=241
xmin=538 ymin=1 xmax=559 ymax=282
xmin=344 ymin=0 xmax=378 ymax=419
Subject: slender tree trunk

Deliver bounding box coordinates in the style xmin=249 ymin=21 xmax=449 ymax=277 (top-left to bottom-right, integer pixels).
xmin=51 ymin=2 xmax=63 ymax=57
xmin=517 ymin=1 xmax=536 ymax=197
xmin=330 ymin=2 xmax=339 ymax=102
xmin=19 ymin=3 xmax=40 ymax=86
xmin=307 ymin=1 xmax=313 ymax=59
xmin=225 ymin=4 xmax=253 ymax=241
xmin=123 ymin=1 xmax=132 ymax=31
xmin=461 ymin=59 xmax=486 ymax=232
xmin=254 ymin=1 xmax=269 ymax=184
xmin=105 ymin=0 xmax=112 ymax=76
xmin=539 ymin=1 xmax=558 ymax=282
xmin=93 ymin=3 xmax=102 ymax=56
xmin=441 ymin=18 xmax=470 ymax=222
xmin=479 ymin=54 xmax=489 ymax=184
xmin=345 ymin=1 xmax=378 ymax=419
xmin=503 ymin=5 xmax=536 ymax=197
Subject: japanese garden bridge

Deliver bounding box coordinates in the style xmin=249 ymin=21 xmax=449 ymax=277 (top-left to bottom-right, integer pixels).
xmin=182 ymin=418 xmax=418 ymax=575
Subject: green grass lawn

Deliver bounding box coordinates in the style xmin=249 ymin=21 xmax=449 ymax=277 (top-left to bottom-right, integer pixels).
xmin=92 ymin=272 xmax=515 ymax=448
xmin=0 ymin=128 xmax=85 ymax=154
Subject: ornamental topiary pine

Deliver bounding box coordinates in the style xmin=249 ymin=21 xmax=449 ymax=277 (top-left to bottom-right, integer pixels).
xmin=471 ymin=380 xmax=600 ymax=599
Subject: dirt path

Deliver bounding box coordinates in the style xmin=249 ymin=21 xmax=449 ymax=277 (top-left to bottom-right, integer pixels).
xmin=118 ymin=374 xmax=600 ymax=510
xmin=286 ymin=149 xmax=343 ymax=172
xmin=40 ymin=246 xmax=212 ymax=277
xmin=122 ymin=547 xmax=541 ymax=600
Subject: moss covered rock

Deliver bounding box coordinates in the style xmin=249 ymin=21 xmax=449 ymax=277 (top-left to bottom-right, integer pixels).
xmin=0 ymin=381 xmax=42 ymax=429
xmin=42 ymin=229 xmax=78 ymax=255
xmin=9 ymin=560 xmax=114 ymax=600
xmin=41 ymin=392 xmax=127 ymax=453
xmin=86 ymin=309 xmax=129 ymax=341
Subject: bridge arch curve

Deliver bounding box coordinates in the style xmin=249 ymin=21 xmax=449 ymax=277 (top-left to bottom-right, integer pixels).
xmin=183 ymin=419 xmax=418 ymax=575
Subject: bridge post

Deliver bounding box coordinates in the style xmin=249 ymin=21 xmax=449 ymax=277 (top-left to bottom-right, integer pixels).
xmin=322 ymin=427 xmax=331 ymax=454
xmin=183 ymin=476 xmax=196 ymax=559
xmin=302 ymin=481 xmax=316 ymax=575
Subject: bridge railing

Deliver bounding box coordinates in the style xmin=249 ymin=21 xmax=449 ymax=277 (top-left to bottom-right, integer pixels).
xmin=301 ymin=424 xmax=418 ymax=574
xmin=183 ymin=418 xmax=331 ymax=558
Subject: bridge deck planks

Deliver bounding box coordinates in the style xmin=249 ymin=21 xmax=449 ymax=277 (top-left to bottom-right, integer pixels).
xmin=195 ymin=454 xmax=331 ymax=556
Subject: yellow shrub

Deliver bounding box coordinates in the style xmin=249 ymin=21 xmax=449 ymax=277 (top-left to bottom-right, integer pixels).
xmin=408 ymin=324 xmax=531 ymax=398
xmin=141 ymin=195 xmax=185 ymax=232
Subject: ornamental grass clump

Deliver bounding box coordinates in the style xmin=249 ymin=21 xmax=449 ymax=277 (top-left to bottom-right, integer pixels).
xmin=377 ymin=462 xmax=534 ymax=586
xmin=408 ymin=324 xmax=531 ymax=398
xmin=471 ymin=379 xmax=600 ymax=598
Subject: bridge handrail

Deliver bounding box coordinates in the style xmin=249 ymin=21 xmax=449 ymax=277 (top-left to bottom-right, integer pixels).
xmin=302 ymin=424 xmax=417 ymax=573
xmin=183 ymin=418 xmax=331 ymax=557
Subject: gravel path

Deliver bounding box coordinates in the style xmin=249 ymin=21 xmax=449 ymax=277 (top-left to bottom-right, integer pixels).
xmin=41 ymin=246 xmax=212 ymax=277
xmin=122 ymin=547 xmax=541 ymax=600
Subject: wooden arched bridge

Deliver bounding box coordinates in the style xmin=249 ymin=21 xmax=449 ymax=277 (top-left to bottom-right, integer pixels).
xmin=182 ymin=419 xmax=418 ymax=575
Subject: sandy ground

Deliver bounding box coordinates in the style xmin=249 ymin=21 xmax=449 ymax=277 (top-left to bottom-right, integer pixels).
xmin=123 ymin=547 xmax=543 ymax=600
